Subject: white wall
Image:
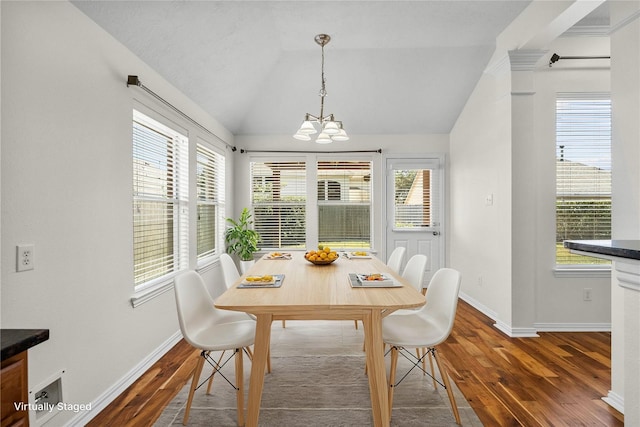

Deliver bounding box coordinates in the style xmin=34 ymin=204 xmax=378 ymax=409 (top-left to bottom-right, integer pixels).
xmin=449 ymin=63 xmax=514 ymax=327
xmin=450 ymin=3 xmax=613 ymax=332
xmin=1 ymin=2 xmax=231 ymax=425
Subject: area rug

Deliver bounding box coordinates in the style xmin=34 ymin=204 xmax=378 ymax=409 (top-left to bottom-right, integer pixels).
xmin=155 ymin=321 xmax=482 ymax=426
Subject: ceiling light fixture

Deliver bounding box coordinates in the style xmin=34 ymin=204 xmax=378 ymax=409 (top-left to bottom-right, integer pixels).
xmin=293 ymin=34 xmax=349 ymax=144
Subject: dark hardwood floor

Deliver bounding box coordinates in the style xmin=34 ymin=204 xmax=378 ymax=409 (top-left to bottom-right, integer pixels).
xmin=88 ymin=300 xmax=624 ymax=426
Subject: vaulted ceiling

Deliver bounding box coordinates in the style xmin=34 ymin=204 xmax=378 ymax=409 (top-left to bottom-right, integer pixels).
xmin=72 ymin=1 xmax=536 ymax=136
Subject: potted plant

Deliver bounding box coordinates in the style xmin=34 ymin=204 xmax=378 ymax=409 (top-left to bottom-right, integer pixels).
xmin=225 ymin=207 xmax=260 ymax=273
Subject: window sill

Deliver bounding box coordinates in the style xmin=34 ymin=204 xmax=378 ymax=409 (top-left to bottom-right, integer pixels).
xmin=131 ymin=259 xmax=221 ymax=308
xmin=553 ymin=265 xmax=611 ymax=278
xmin=131 ymin=277 xmax=174 ymax=308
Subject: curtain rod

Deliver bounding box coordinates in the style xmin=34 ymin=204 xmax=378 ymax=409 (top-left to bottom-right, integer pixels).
xmin=126 ymin=75 xmax=237 ymax=151
xmin=240 ymin=148 xmax=382 ymax=154
xmin=548 ymin=53 xmax=610 ymax=67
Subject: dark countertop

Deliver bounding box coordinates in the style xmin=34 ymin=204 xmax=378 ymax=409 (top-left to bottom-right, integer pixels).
xmin=1 ymin=329 xmax=49 ymax=361
xmin=564 ymin=240 xmax=640 ymax=261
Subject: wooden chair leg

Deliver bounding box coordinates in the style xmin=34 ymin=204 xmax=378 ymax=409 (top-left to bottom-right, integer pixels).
xmin=234 ymin=348 xmax=244 ymax=426
xmin=428 ymin=350 xmax=437 ymax=390
xmin=388 ymin=346 xmax=399 ymax=422
xmin=354 ymin=320 xmax=359 ymax=329
xmin=282 ymin=320 xmax=286 ymax=327
xmin=432 ymin=348 xmax=461 ymax=425
xmin=183 ymin=352 xmax=205 ymax=425
xmin=206 ymin=350 xmax=226 ymax=394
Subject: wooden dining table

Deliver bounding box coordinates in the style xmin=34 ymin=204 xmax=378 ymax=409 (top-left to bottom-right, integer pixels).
xmin=214 ymin=251 xmax=425 ymax=427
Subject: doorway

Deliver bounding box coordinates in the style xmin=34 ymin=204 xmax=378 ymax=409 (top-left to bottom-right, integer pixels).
xmin=385 ymin=157 xmax=445 ymax=289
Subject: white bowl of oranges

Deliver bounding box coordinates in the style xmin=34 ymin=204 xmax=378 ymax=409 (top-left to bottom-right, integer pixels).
xmin=304 ymin=246 xmax=339 ymax=265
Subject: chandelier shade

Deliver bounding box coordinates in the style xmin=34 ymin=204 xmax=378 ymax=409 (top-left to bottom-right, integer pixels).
xmin=294 ymin=34 xmax=349 ymax=144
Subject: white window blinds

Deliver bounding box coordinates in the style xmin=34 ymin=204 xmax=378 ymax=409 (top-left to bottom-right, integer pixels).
xmin=251 ymin=161 xmax=306 ymax=249
xmin=196 ymin=142 xmax=225 ymax=260
xmin=133 ymin=110 xmax=189 ymax=287
xmin=556 ymin=93 xmax=611 ymax=265
xmin=317 ymin=160 xmax=372 ymax=249
xmin=393 ymin=168 xmax=436 ymax=229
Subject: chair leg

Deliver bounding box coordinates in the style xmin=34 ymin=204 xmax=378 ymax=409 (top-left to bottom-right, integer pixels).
xmin=206 ymin=350 xmax=226 ymax=394
xmin=282 ymin=320 xmax=286 ymax=327
xmin=234 ymin=348 xmax=245 ymax=426
xmin=428 ymin=350 xmax=437 ymax=390
xmin=183 ymin=351 xmax=206 ymax=425
xmin=354 ymin=320 xmax=359 ymax=329
xmin=388 ymin=346 xmax=399 ymax=422
xmin=432 ymin=348 xmax=461 ymax=425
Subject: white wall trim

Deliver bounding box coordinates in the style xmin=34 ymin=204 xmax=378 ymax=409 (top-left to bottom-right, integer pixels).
xmin=533 ymin=322 xmax=611 ymax=332
xmin=494 ymin=320 xmax=540 ymax=338
xmin=603 ymin=391 xmax=625 ymax=414
xmin=459 ymin=292 xmax=498 ymax=321
xmin=460 ymin=292 xmax=540 ymax=337
xmin=130 ymin=279 xmax=174 ymax=308
xmin=66 ymin=330 xmax=183 ymax=426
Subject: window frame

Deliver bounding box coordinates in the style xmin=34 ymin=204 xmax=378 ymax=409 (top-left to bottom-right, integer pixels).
xmin=249 ymin=158 xmax=308 ymax=250
xmin=130 ymin=101 xmax=229 ymax=307
xmin=248 ymin=153 xmax=376 ymax=252
xmin=316 ymin=159 xmax=373 ymax=250
xmin=196 ymin=139 xmax=226 ymax=266
xmin=132 ymin=108 xmax=190 ymax=294
xmin=554 ymin=92 xmax=611 ymax=273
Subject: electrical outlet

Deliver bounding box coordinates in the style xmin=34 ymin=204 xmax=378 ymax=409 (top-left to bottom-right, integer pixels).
xmin=583 ymin=288 xmax=592 ymax=301
xmin=17 ymin=244 xmax=34 ymax=272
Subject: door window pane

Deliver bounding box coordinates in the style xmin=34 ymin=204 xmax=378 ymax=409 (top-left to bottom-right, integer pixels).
xmin=394 ymin=169 xmax=433 ymax=228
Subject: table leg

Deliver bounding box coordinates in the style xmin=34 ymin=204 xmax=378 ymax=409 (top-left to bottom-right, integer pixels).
xmin=246 ymin=313 xmax=272 ymax=427
xmin=363 ymin=310 xmax=390 ymax=427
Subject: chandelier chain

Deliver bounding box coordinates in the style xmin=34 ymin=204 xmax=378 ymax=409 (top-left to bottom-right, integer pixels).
xmin=293 ymin=33 xmax=348 ymax=143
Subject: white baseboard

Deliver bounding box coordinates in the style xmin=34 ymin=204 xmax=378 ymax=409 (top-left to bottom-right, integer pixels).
xmin=460 ymin=292 xmax=611 ymax=336
xmin=494 ymin=319 xmax=539 ymax=338
xmin=460 ymin=292 xmax=540 ymax=337
xmin=459 ymin=292 xmax=498 ymax=320
xmin=66 ymin=330 xmax=183 ymax=426
xmin=534 ymin=322 xmax=611 ymax=332
xmin=602 ymin=390 xmax=624 ymax=414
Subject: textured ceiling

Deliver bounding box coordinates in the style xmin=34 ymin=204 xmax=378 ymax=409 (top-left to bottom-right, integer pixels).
xmin=72 ymin=1 xmax=533 ymax=136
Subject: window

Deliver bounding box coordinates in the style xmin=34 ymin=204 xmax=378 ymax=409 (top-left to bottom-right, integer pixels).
xmin=251 ymin=161 xmax=306 ymax=249
xmin=249 ymin=157 xmax=374 ymax=250
xmin=393 ymin=168 xmax=435 ymax=229
xmin=556 ymin=93 xmax=611 ymax=265
xmin=133 ymin=110 xmax=189 ymax=288
xmin=318 ymin=161 xmax=372 ymax=249
xmin=196 ymin=142 xmax=225 ymax=261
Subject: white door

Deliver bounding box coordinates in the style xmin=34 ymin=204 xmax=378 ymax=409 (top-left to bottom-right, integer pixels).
xmin=386 ymin=157 xmax=444 ymax=289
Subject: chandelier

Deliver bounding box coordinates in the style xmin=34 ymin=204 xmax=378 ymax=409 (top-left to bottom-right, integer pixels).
xmin=293 ymin=34 xmax=349 ymax=143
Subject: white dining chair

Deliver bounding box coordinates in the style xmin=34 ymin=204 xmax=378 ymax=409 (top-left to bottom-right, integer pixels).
xmin=220 ymin=253 xmax=286 ymax=328
xmin=382 ymin=267 xmax=462 ymax=424
xmin=361 ymin=253 xmax=428 ymax=355
xmin=387 ymin=246 xmax=407 ymax=274
xmin=354 ymin=247 xmax=408 ymax=330
xmin=220 ymin=253 xmax=241 ymax=289
xmin=401 ymin=253 xmax=427 ymax=293
xmin=174 ymin=270 xmax=256 ymax=426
